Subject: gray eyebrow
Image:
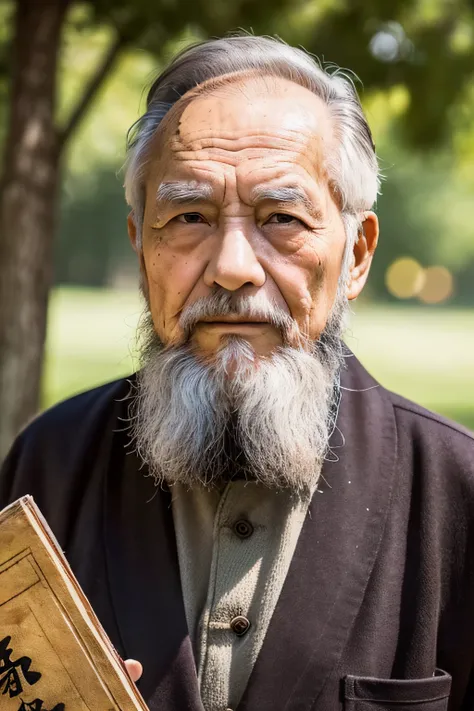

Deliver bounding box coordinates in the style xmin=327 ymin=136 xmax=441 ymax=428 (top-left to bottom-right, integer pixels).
xmin=156 ymin=180 xmax=214 ymax=205
xmin=249 ymin=186 xmax=322 ymax=219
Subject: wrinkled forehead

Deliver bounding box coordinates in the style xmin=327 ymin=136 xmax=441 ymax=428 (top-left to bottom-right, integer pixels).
xmin=179 ymin=75 xmax=331 ymax=138
xmin=147 ymin=75 xmax=335 ymax=186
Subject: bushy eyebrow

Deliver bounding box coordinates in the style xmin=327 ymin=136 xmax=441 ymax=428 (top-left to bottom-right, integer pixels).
xmin=156 ymin=180 xmax=214 ymax=205
xmin=156 ymin=181 xmax=323 ymax=221
xmin=249 ymin=185 xmax=323 ymax=220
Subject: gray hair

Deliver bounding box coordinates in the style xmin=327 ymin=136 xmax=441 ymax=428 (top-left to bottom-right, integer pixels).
xmin=124 ymin=34 xmax=380 ymax=251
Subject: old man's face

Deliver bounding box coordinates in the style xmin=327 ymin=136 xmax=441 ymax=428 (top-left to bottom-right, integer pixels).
xmin=127 ymin=75 xmax=378 ymax=491
xmin=129 ymin=77 xmax=377 ymax=358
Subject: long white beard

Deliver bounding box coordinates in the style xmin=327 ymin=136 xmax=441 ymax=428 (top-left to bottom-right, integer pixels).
xmin=129 ymin=294 xmax=347 ymax=494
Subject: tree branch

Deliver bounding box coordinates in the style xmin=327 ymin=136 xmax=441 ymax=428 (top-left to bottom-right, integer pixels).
xmin=58 ymin=32 xmax=125 ymax=152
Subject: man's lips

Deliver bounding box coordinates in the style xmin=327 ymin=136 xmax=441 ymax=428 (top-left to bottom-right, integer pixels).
xmin=199 ymin=319 xmax=269 ymax=325
xmin=195 ymin=319 xmax=272 ymax=331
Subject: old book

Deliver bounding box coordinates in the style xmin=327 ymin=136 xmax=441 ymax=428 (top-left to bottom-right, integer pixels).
xmin=0 ymin=495 xmax=148 ymax=711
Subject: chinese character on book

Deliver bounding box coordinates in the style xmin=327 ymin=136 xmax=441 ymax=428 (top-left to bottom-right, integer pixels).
xmin=0 ymin=636 xmax=41 ymax=698
xmin=18 ymin=700 xmax=65 ymax=711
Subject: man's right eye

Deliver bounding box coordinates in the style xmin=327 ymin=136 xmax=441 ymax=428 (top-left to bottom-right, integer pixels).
xmin=176 ymin=213 xmax=206 ymax=224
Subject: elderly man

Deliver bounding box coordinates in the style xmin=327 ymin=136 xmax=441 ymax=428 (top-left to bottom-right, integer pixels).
xmin=1 ymin=35 xmax=474 ymax=711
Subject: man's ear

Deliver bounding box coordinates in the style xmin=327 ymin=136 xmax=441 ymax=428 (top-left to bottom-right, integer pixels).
xmin=127 ymin=212 xmax=139 ymax=253
xmin=127 ymin=211 xmax=149 ymax=299
xmin=347 ymin=211 xmax=379 ymax=301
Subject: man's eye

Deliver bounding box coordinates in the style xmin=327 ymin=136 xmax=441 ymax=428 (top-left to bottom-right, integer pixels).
xmin=175 ymin=213 xmax=207 ymax=224
xmin=266 ymin=213 xmax=299 ymax=225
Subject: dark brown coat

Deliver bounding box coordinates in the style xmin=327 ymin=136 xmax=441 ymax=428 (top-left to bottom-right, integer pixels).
xmin=2 ymin=356 xmax=474 ymax=711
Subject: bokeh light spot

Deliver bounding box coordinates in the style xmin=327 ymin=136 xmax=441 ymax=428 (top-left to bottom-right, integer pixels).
xmin=418 ymin=266 xmax=453 ymax=304
xmin=370 ymin=31 xmax=400 ymax=62
xmin=385 ymin=257 xmax=426 ymax=299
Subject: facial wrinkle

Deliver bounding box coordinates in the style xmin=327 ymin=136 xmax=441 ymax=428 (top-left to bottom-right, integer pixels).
xmin=169 ymin=129 xmax=320 ymax=154
xmin=140 ymin=76 xmax=350 ymax=357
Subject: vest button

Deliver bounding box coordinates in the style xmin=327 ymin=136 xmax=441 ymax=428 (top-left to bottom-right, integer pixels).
xmin=233 ymin=519 xmax=253 ymax=539
xmin=230 ymin=615 xmax=251 ymax=636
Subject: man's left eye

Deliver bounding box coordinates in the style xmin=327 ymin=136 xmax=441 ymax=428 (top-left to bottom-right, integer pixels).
xmin=266 ymin=213 xmax=299 ymax=225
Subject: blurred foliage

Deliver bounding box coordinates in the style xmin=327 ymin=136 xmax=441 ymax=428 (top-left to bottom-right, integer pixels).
xmin=276 ymin=0 xmax=474 ymax=147
xmin=1 ymin=0 xmax=474 ymax=302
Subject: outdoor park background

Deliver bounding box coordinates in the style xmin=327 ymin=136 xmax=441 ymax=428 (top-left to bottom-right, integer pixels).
xmin=1 ymin=0 xmax=474 ymax=461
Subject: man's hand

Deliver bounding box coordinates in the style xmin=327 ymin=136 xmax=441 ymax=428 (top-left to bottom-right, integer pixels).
xmin=125 ymin=659 xmax=143 ymax=683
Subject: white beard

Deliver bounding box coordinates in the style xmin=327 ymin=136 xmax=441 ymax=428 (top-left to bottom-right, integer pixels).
xmin=129 ymin=292 xmax=348 ymax=494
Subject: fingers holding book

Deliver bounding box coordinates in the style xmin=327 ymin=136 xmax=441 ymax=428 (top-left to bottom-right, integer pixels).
xmin=124 ymin=659 xmax=143 ymax=683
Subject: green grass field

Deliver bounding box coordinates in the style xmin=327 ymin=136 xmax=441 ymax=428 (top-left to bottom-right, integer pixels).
xmin=42 ymin=287 xmax=474 ymax=432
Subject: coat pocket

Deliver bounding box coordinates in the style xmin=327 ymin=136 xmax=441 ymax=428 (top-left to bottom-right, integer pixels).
xmin=343 ymin=669 xmax=452 ymax=711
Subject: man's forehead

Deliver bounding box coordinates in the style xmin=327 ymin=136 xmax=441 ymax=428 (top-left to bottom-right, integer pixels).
xmin=150 ymin=154 xmax=327 ymax=208
xmin=149 ymin=75 xmax=333 ymax=159
xmin=176 ymin=76 xmax=332 ymax=143
xmin=146 ymin=76 xmax=334 ymax=198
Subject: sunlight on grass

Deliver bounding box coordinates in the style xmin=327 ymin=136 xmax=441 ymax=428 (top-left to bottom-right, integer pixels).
xmin=42 ymin=287 xmax=474 ymax=431
xmin=42 ymin=287 xmax=141 ymax=407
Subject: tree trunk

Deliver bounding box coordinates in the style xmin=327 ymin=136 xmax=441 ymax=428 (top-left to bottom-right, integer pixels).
xmin=0 ymin=0 xmax=69 ymax=461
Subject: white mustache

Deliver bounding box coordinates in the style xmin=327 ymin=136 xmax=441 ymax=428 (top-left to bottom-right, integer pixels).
xmin=179 ymin=291 xmax=300 ymax=346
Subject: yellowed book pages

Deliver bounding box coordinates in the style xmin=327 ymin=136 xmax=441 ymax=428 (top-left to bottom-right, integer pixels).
xmin=0 ymin=495 xmax=149 ymax=711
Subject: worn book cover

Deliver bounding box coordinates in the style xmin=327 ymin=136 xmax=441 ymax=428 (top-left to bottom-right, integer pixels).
xmin=0 ymin=495 xmax=149 ymax=711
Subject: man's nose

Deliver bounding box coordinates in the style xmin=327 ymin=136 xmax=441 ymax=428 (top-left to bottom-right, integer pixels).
xmin=203 ymin=225 xmax=266 ymax=291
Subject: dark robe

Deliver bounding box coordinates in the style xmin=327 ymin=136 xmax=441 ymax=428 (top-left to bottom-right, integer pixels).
xmin=1 ymin=355 xmax=474 ymax=711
